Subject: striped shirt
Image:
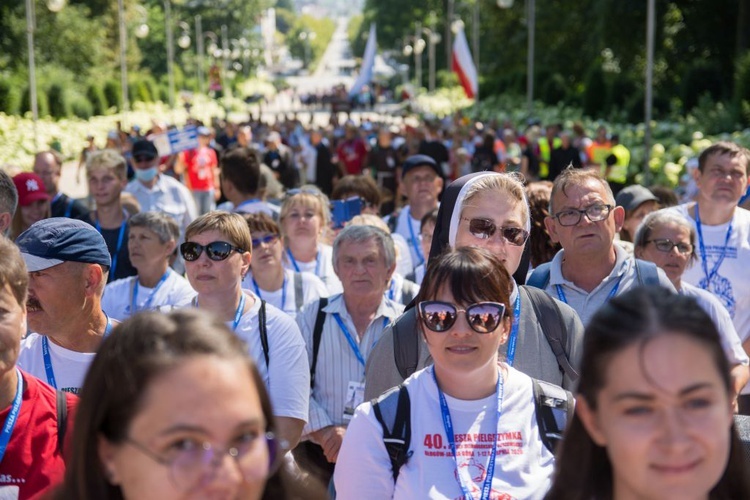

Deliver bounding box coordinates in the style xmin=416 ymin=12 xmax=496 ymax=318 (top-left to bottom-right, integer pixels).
xmin=296 ymin=293 xmax=404 ymax=435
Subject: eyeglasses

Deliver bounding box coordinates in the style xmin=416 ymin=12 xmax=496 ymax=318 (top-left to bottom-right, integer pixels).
xmin=124 ymin=432 xmax=280 ymax=492
xmin=646 ymin=238 xmax=693 ymax=255
xmin=180 ymin=241 xmax=246 ymax=262
xmin=552 ymin=204 xmax=613 ymax=227
xmin=251 ymin=234 xmax=279 ymax=249
xmin=418 ymin=301 xmax=506 ymax=333
xmin=462 ymin=218 xmax=529 ymax=246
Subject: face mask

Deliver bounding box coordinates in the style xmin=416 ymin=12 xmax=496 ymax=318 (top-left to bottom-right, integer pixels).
xmin=135 ymin=166 xmax=159 ymax=183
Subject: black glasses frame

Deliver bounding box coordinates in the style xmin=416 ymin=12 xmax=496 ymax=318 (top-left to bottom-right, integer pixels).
xmin=180 ymin=241 xmax=246 ymax=262
xmin=552 ymin=204 xmax=613 ymax=227
xmin=646 ymin=238 xmax=693 ymax=255
xmin=418 ymin=301 xmax=506 ymax=334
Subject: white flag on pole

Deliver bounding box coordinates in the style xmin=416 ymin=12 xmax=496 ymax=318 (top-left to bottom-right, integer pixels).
xmin=349 ymin=23 xmax=377 ymax=98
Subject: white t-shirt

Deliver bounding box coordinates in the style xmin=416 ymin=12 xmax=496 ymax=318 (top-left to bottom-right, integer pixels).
xmin=231 ymin=293 xmax=310 ymax=422
xmin=391 ymin=233 xmax=415 ymax=277
xmin=242 ymin=269 xmax=328 ymax=319
xmin=392 ymin=206 xmax=429 ymax=268
xmin=680 ymin=281 xmax=749 ymax=367
xmin=102 ymin=270 xmax=197 ymax=321
xmin=17 ymin=334 xmax=96 ymax=394
xmin=335 ymin=365 xmax=555 ymax=499
xmin=671 ymin=204 xmax=750 ymax=344
xmin=282 ymin=243 xmax=342 ymax=295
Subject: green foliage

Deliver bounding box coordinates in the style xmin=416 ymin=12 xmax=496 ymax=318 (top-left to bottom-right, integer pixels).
xmin=541 ymin=74 xmax=568 ymax=106
xmin=70 ymin=94 xmax=94 ymax=119
xmin=47 ymin=84 xmax=71 ymax=119
xmin=103 ymin=80 xmax=121 ymax=111
xmin=286 ymin=15 xmax=336 ymax=71
xmin=275 ymin=9 xmax=295 ymax=35
xmin=734 ymin=51 xmax=750 ymax=126
xmin=20 ymin=86 xmax=49 ymax=118
xmin=86 ymin=83 xmax=108 ymax=116
xmin=583 ymin=64 xmax=607 ymax=118
xmin=681 ymin=61 xmax=725 ymax=113
xmin=0 ymin=77 xmax=20 ymax=115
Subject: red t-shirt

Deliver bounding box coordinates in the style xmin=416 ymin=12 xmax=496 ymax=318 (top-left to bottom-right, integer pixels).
xmin=182 ymin=146 xmax=218 ymax=191
xmin=0 ymin=371 xmax=77 ymax=500
xmin=336 ymin=138 xmax=368 ymax=175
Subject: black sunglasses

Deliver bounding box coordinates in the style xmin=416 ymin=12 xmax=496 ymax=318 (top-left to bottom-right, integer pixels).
xmin=251 ymin=234 xmax=279 ymax=249
xmin=463 ymin=218 xmax=529 ymax=246
xmin=418 ymin=301 xmax=506 ymax=334
xmin=180 ymin=241 xmax=246 ymax=262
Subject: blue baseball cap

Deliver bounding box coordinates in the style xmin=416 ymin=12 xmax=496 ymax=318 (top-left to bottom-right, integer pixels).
xmin=402 ymin=154 xmax=441 ymax=179
xmin=16 ymin=218 xmax=111 ymax=272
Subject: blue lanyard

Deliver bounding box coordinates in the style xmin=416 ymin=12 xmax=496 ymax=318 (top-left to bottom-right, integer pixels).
xmin=95 ymin=212 xmax=128 ymax=280
xmin=286 ymin=247 xmax=322 ymax=276
xmin=42 ymin=315 xmax=113 ymax=389
xmin=131 ymin=271 xmax=170 ymax=314
xmin=0 ymin=368 xmax=23 ymax=464
xmin=333 ymin=313 xmax=367 ymax=366
xmin=695 ymin=203 xmax=733 ymax=289
xmin=506 ymin=293 xmax=522 ymax=366
xmin=386 ymin=278 xmax=397 ymax=301
xmin=232 ymin=293 xmax=247 ymax=331
xmin=406 ymin=208 xmax=425 ymax=266
xmin=555 ymin=275 xmax=622 ymax=305
xmin=433 ymin=367 xmax=502 ymax=500
xmin=252 ymin=276 xmax=287 ymax=311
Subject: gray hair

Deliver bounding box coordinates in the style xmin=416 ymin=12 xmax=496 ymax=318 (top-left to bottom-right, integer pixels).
xmin=633 ymin=209 xmax=697 ymax=264
xmin=333 ymin=224 xmax=396 ymax=270
xmin=129 ymin=211 xmax=180 ymax=244
xmin=0 ymin=169 xmax=18 ymax=219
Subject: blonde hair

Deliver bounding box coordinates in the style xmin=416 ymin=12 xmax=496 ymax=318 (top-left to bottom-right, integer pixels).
xmin=280 ymin=187 xmax=331 ymax=228
xmin=461 ymin=172 xmax=530 ymax=226
xmin=86 ymin=149 xmax=127 ymax=180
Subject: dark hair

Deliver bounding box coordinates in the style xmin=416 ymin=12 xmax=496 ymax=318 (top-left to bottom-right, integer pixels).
xmin=649 ymin=185 xmax=679 ymax=208
xmin=698 ymin=141 xmax=750 ymax=174
xmin=55 ymin=309 xmax=325 ymax=500
xmin=220 ymin=147 xmax=264 ymax=195
xmin=420 ymin=208 xmax=439 ymax=231
xmin=525 ymin=181 xmax=560 ymax=267
xmin=547 ymin=287 xmax=750 ymax=500
xmin=416 ymin=246 xmax=512 ymax=314
xmin=0 ymin=169 xmax=18 ymax=218
xmin=549 ymin=168 xmax=614 ymax=214
xmin=0 ymin=236 xmax=28 ymax=305
xmin=331 ymin=175 xmax=381 ymax=209
xmin=243 ymin=212 xmax=281 ymax=237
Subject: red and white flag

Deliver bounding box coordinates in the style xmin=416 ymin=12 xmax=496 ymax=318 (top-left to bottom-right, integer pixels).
xmin=452 ymin=26 xmax=478 ymax=99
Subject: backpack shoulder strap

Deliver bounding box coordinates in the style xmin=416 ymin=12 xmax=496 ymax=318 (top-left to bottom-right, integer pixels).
xmin=293 ymin=272 xmax=304 ymax=312
xmin=372 ymin=385 xmax=412 ymax=482
xmin=393 ymin=311 xmax=419 ymax=380
xmin=259 ymin=300 xmax=269 ymax=369
xmin=56 ymin=389 xmax=68 ymax=453
xmin=521 ymin=286 xmax=579 ymax=382
xmin=526 ymin=262 xmax=552 ymax=289
xmin=310 ymin=297 xmax=329 ymax=389
xmin=387 ymin=210 xmax=400 ymax=233
xmin=532 ymin=378 xmax=574 ymax=454
xmin=634 ymin=259 xmax=661 ymax=287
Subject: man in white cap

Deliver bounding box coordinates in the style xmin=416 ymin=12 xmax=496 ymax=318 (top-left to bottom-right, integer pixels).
xmin=16 ymin=218 xmax=114 ymax=394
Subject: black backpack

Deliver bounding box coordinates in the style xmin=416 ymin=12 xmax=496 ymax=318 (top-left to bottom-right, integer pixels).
xmin=372 ymin=377 xmax=574 ymax=482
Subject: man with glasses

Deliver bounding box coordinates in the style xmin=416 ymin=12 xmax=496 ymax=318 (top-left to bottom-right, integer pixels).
xmin=124 ymin=139 xmax=197 ymax=267
xmin=666 ymin=141 xmax=750 ymax=413
xmin=387 ymin=155 xmax=443 ymax=272
xmin=529 ymin=168 xmax=673 ymax=325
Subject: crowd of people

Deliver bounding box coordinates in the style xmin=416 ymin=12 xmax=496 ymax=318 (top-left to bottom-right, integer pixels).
xmin=1 ymin=109 xmax=750 ymax=499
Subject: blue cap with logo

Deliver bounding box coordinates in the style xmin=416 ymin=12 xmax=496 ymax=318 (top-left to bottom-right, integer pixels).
xmin=16 ymin=218 xmax=112 ymax=272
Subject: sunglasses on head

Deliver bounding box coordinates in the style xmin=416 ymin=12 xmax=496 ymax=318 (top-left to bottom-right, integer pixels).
xmin=251 ymin=234 xmax=279 ymax=248
xmin=418 ymin=301 xmax=506 ymax=333
xmin=463 ymin=218 xmax=529 ymax=246
xmin=180 ymin=241 xmax=246 ymax=262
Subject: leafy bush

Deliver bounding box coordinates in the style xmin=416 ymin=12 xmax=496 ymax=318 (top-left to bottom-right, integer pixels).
xmin=583 ymin=64 xmax=607 ymax=118
xmin=103 ymin=80 xmax=121 ymax=110
xmin=734 ymin=51 xmax=750 ymax=126
xmin=0 ymin=77 xmax=20 ymax=115
xmin=86 ymin=83 xmax=107 ymax=116
xmin=681 ymin=61 xmax=725 ymax=113
xmin=48 ymin=83 xmax=72 ymax=119
xmin=20 ymin=86 xmax=49 ymax=118
xmin=70 ymin=94 xmax=93 ymax=119
xmin=541 ymin=73 xmax=568 ymax=105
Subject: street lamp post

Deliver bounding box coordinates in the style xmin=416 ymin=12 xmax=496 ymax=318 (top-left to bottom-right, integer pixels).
xmin=644 ymin=0 xmax=655 ymax=186
xmin=25 ymin=0 xmax=66 ymax=149
xmin=164 ymin=0 xmax=176 ymax=109
xmin=195 ymin=15 xmax=204 ymax=94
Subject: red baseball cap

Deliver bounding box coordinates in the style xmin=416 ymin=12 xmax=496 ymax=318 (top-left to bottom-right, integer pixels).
xmin=13 ymin=172 xmax=50 ymax=207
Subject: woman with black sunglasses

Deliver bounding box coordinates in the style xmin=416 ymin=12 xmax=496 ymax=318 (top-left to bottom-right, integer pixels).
xmin=364 ymin=172 xmax=585 ymax=401
xmin=180 ymin=211 xmax=310 ymax=452
xmin=335 ymin=247 xmax=555 ymax=499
